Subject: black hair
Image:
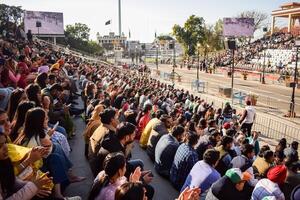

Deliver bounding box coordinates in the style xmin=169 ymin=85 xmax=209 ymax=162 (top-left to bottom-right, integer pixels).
xmin=25 ymin=84 xmax=42 ymax=107
xmin=241 ymin=144 xmax=254 ymax=157
xmin=171 ymin=125 xmax=185 ymax=138
xmin=258 ymin=145 xmax=270 ymax=157
xmin=220 ymin=136 xmax=234 ymax=147
xmin=115 ymin=182 xmax=145 ymax=200
xmin=10 ymin=101 xmax=35 ymax=142
xmin=263 ymin=150 xmax=274 ymax=161
xmin=88 ymin=153 xmax=126 ymax=200
xmin=225 ymin=128 xmax=237 ymax=137
xmin=35 ymin=73 xmax=48 ymax=89
xmin=143 ymin=104 xmax=152 ymax=113
xmin=160 ymin=114 xmax=171 ymax=123
xmin=116 ymin=122 xmax=136 ymax=140
xmin=50 ymin=83 xmax=63 ymax=92
xmin=203 ymin=149 xmax=220 ymax=166
xmin=187 ymin=131 xmax=199 ymax=146
xmin=23 ymin=107 xmax=46 ymax=143
xmin=7 ymin=88 xmax=25 ymax=122
xmin=100 ymin=109 xmax=117 ymax=124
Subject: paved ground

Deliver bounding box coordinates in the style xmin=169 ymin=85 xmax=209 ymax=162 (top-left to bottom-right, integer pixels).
xmin=147 ymin=63 xmax=300 ymax=125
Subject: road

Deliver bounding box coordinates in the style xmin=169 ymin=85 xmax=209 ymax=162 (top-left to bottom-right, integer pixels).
xmin=146 ymin=63 xmax=300 ymax=116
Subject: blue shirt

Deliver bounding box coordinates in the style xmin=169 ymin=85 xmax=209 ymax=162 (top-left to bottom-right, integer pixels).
xmin=170 ymin=143 xmax=198 ymax=190
xmin=181 ymin=160 xmax=221 ymax=192
xmin=155 ymin=134 xmax=179 ymax=177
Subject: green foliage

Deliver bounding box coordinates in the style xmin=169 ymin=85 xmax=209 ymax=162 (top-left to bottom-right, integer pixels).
xmin=60 ymin=23 xmax=103 ymax=55
xmin=66 ymin=23 xmax=91 ymax=41
xmin=0 ymin=4 xmax=23 ymax=26
xmin=157 ymin=35 xmax=173 ymax=41
xmin=172 ymin=15 xmax=206 ymax=57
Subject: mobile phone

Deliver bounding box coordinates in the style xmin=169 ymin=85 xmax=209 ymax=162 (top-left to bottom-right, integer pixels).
xmin=53 ymin=99 xmax=58 ymax=105
xmin=53 ymin=121 xmax=59 ymax=131
xmin=66 ymin=103 xmax=72 ymax=107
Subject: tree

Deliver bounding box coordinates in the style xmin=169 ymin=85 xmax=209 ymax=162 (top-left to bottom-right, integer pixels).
xmin=66 ymin=23 xmax=90 ymax=41
xmin=157 ymin=35 xmax=173 ymax=41
xmin=172 ymin=15 xmax=206 ymax=57
xmin=0 ymin=4 xmax=23 ymax=26
xmin=237 ymin=11 xmax=268 ymax=33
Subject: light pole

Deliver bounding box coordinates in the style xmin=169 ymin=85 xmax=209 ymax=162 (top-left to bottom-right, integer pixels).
xmin=118 ymin=0 xmax=122 ymax=36
xmin=290 ymin=40 xmax=300 ymax=117
xmin=197 ymin=43 xmax=201 ymax=81
xmin=172 ymin=39 xmax=176 ymax=84
xmin=156 ymin=42 xmax=159 ymax=71
xmin=262 ymin=27 xmax=268 ymax=84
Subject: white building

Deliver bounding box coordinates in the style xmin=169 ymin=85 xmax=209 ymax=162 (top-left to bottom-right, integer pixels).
xmin=97 ymin=32 xmax=127 ymax=50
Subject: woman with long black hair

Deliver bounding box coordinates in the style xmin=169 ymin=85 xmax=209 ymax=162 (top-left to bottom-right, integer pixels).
xmin=6 ymin=88 xmax=27 ymax=122
xmin=25 ymin=84 xmax=42 ymax=107
xmin=10 ymin=101 xmax=35 ymax=142
xmin=88 ymin=152 xmax=141 ymax=200
xmin=17 ymin=107 xmax=83 ymax=200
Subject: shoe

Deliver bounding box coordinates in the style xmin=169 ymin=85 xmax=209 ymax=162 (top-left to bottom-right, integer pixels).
xmin=64 ymin=196 xmax=81 ymax=200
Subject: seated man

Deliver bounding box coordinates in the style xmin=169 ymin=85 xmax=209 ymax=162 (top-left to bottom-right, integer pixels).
xmin=215 ymin=136 xmax=234 ymax=176
xmin=181 ymin=149 xmax=220 ymax=197
xmin=154 ymin=125 xmax=185 ymax=178
xmin=251 ymin=165 xmax=287 ymax=200
xmin=170 ymin=132 xmax=199 ymax=190
xmin=252 ymin=150 xmax=274 ymax=178
xmin=206 ymin=168 xmax=251 ymax=200
xmin=147 ymin=114 xmax=172 ymax=161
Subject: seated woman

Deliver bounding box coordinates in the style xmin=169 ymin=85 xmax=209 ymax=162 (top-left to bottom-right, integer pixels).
xmin=16 ymin=107 xmax=83 ymax=199
xmin=6 ymin=88 xmax=27 ymax=122
xmin=0 ymin=128 xmax=52 ymax=200
xmin=10 ymin=101 xmax=35 ymax=142
xmin=11 ymin=101 xmax=70 ymax=157
xmin=88 ymin=152 xmax=141 ymax=200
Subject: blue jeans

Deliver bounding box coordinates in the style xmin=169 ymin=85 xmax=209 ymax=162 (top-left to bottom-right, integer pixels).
xmin=41 ymin=142 xmax=73 ymax=187
xmin=48 ymin=123 xmax=67 ymax=137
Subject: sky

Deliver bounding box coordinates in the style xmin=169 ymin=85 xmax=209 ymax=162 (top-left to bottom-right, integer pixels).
xmin=2 ymin=0 xmax=293 ymax=42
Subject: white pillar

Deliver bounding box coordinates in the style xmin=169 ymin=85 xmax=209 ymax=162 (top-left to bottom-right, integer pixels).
xmin=288 ymin=14 xmax=292 ymax=33
xmin=271 ymin=16 xmax=275 ymax=35
xmin=53 ymin=37 xmax=56 ymax=45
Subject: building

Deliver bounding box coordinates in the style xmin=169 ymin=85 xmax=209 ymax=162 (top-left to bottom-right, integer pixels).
xmin=145 ymin=39 xmax=183 ymax=59
xmin=272 ymin=2 xmax=300 ymax=34
xmin=97 ymin=32 xmax=127 ymax=50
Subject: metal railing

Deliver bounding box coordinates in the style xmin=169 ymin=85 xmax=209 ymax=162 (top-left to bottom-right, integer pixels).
xmin=150 ymin=69 xmax=300 ymax=144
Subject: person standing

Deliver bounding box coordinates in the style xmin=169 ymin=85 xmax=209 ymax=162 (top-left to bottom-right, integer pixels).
xmin=239 ymin=100 xmax=256 ymax=137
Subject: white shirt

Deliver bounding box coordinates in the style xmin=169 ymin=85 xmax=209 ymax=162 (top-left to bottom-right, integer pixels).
xmin=243 ymin=106 xmax=256 ymax=124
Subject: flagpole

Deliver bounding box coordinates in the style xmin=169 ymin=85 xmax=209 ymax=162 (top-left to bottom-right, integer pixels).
xmin=118 ymin=0 xmax=122 ymax=36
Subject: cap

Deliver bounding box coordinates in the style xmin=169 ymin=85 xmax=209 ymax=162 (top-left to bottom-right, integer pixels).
xmin=225 ymin=168 xmax=251 ymax=183
xmin=267 ymin=165 xmax=287 ymax=185
xmin=50 ymin=63 xmax=60 ymax=70
xmin=223 ymin=122 xmax=231 ymax=129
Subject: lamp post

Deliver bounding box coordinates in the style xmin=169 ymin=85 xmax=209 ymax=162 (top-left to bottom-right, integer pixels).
xmin=262 ymin=45 xmax=266 ymax=84
xmin=204 ymin=44 xmax=209 ymax=73
xmin=290 ymin=40 xmax=300 ymax=117
xmin=156 ymin=42 xmax=159 ymax=71
xmin=197 ymin=43 xmax=201 ymax=81
xmin=262 ymin=27 xmax=268 ymax=84
xmin=172 ymin=39 xmax=176 ymax=84
xmin=135 ymin=46 xmax=137 ymax=64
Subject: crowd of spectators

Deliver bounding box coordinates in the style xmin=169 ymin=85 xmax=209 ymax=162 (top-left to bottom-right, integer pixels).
xmin=0 ymin=24 xmax=299 ymax=200
xmin=82 ymin=59 xmax=300 ymax=200
xmin=187 ymin=32 xmax=296 ymax=75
